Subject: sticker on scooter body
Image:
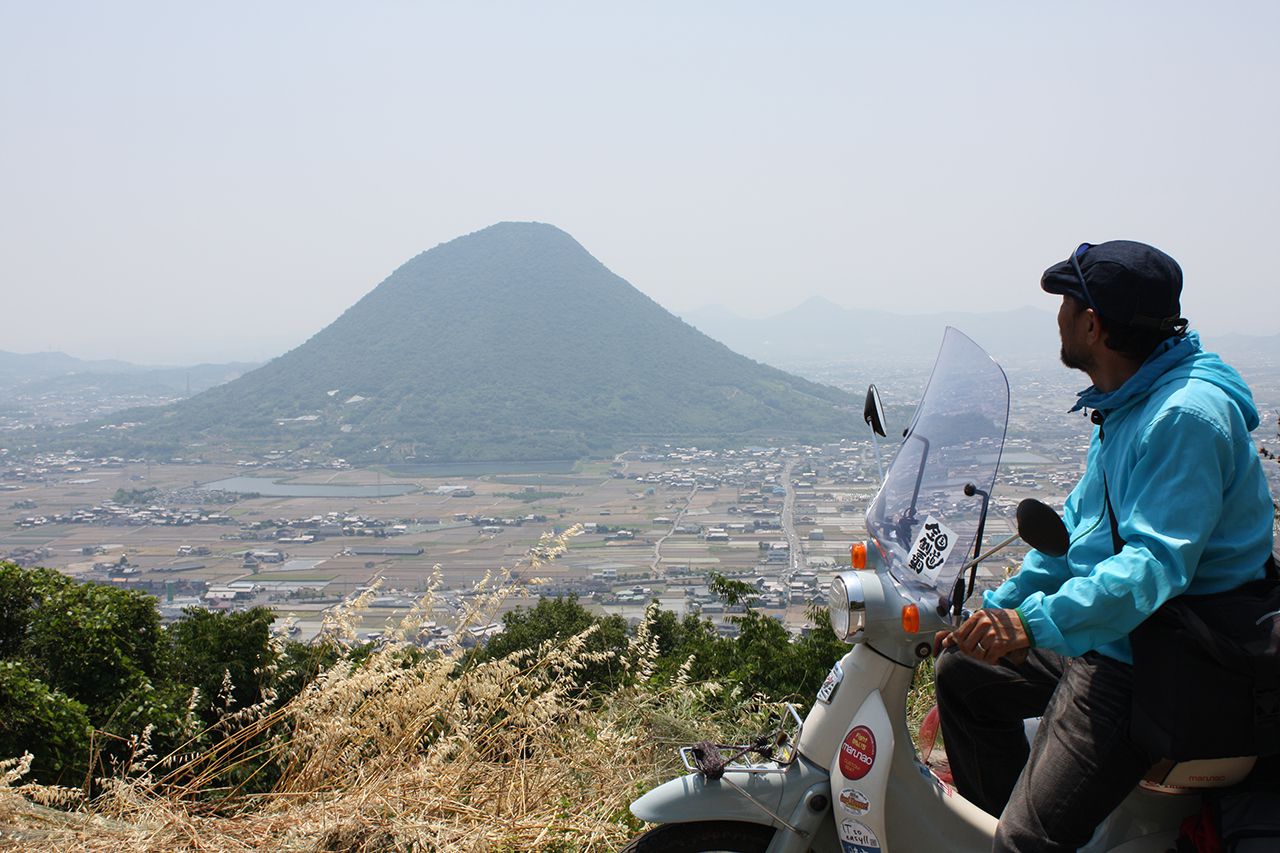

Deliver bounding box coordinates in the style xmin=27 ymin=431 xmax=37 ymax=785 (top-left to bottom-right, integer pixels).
xmin=906 ymin=515 xmax=956 ymax=584
xmin=838 ymin=787 xmax=870 ymax=815
xmin=838 ymin=725 xmax=877 ymax=780
xmin=839 ymin=818 xmax=882 ymax=853
xmin=816 ymin=661 xmax=843 ymax=704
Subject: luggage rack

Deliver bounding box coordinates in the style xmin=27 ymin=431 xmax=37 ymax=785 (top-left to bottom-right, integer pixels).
xmin=678 ymin=703 xmax=804 ymax=779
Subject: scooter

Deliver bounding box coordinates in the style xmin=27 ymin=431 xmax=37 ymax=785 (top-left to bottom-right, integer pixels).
xmin=627 ymin=328 xmax=1257 ymax=852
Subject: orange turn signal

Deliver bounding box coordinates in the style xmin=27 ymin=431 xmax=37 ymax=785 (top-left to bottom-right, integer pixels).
xmin=850 ymin=541 xmax=868 ymax=570
xmin=902 ymin=603 xmax=920 ymax=634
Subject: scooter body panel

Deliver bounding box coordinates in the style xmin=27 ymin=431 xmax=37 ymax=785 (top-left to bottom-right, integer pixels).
xmin=827 ymin=688 xmax=894 ymax=853
xmin=825 ymin=685 xmax=999 ymax=853
xmin=796 ymin=625 xmax=901 ymax=768
xmin=1081 ymin=786 xmax=1200 ymax=852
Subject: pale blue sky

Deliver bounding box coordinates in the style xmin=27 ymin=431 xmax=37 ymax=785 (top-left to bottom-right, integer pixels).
xmin=2 ymin=2 xmax=1277 ymax=363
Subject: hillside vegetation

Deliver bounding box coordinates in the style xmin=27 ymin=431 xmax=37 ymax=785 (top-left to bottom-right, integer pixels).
xmin=81 ymin=223 xmax=854 ymax=462
xmin=0 ymin=555 xmax=936 ymax=851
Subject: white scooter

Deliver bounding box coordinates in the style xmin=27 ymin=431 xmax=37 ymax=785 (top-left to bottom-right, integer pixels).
xmin=627 ymin=328 xmax=1256 ymax=852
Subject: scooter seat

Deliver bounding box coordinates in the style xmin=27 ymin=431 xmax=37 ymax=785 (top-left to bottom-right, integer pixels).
xmin=1022 ymin=718 xmax=1256 ymax=794
xmin=1139 ymin=757 xmax=1257 ymax=794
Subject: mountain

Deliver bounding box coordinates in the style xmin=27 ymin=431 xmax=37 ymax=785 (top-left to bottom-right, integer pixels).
xmin=90 ymin=223 xmax=856 ymax=462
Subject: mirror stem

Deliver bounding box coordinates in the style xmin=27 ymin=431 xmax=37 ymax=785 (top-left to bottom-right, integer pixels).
xmin=959 ymin=532 xmax=1019 ymax=572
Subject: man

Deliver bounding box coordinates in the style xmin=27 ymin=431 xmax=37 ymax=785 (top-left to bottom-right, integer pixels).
xmin=933 ymin=240 xmax=1275 ymax=852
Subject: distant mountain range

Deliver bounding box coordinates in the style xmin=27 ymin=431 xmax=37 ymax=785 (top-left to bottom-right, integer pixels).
xmin=677 ymin=298 xmax=1279 ymax=371
xmin=0 ymin=351 xmax=258 ymax=400
xmin=0 ymin=351 xmax=138 ymax=386
xmin=79 ymin=223 xmax=857 ymax=462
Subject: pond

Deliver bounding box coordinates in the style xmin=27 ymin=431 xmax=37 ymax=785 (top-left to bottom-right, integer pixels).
xmin=381 ymin=460 xmax=579 ymax=477
xmin=199 ymin=476 xmax=419 ymax=498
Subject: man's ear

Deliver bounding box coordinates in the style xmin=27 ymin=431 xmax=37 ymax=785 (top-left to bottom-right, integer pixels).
xmin=1083 ymin=309 xmax=1104 ymax=344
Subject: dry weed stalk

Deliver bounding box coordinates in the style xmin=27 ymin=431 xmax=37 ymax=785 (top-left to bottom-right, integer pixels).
xmin=1 ymin=525 xmax=758 ymax=851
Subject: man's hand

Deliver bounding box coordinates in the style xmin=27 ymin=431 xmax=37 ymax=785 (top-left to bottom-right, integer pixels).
xmin=937 ymin=608 xmax=1031 ymax=664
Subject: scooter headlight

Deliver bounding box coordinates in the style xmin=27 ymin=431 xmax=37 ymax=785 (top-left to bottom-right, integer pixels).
xmin=829 ymin=571 xmax=867 ymax=642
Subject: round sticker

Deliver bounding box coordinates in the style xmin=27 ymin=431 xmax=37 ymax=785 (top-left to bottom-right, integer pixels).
xmin=839 ymin=725 xmax=877 ymax=780
xmin=839 ymin=787 xmax=871 ymax=815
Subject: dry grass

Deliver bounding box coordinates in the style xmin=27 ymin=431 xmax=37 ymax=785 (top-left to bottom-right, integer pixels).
xmin=0 ymin=530 xmax=764 ymax=852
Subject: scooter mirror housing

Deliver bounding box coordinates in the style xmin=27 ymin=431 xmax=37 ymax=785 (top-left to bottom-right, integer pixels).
xmin=863 ymin=384 xmax=887 ymax=438
xmin=1016 ymin=499 xmax=1070 ymax=557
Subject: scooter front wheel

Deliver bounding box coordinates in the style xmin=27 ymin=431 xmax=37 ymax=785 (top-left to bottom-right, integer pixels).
xmin=621 ymin=820 xmax=775 ymax=852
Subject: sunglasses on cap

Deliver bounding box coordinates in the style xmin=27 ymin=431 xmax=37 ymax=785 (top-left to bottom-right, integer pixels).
xmin=1068 ymin=243 xmax=1101 ymax=314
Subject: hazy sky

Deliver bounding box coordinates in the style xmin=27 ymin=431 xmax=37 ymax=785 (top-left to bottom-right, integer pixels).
xmin=3 ymin=2 xmax=1277 ymax=364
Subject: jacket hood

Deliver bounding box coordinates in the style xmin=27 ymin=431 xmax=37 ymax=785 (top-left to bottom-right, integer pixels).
xmin=1070 ymin=332 xmax=1261 ymax=430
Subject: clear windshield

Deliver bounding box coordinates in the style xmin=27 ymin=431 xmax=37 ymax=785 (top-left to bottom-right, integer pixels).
xmin=866 ymin=327 xmax=1009 ymax=608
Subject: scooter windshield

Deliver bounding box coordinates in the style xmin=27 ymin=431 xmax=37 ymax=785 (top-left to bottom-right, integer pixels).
xmin=865 ymin=327 xmax=1009 ymax=607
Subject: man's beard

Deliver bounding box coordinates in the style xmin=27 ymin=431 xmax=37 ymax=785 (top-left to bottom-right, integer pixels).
xmin=1060 ymin=339 xmax=1092 ymax=372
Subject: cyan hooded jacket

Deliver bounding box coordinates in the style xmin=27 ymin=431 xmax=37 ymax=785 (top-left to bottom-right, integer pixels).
xmin=984 ymin=332 xmax=1275 ymax=663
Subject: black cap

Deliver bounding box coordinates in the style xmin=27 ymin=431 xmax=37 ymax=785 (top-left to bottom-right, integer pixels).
xmin=1041 ymin=240 xmax=1188 ymax=333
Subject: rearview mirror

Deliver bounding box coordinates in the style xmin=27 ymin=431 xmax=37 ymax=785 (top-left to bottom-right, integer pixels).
xmin=863 ymin=384 xmax=887 ymax=438
xmin=1015 ymin=499 xmax=1069 ymax=557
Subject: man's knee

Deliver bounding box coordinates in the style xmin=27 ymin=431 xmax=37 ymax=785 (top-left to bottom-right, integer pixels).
xmin=934 ymin=647 xmax=978 ymax=705
xmin=934 ymin=649 xmax=1042 ymax=726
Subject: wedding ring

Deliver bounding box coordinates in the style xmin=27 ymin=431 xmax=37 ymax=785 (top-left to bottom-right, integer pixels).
xmin=977 ymin=641 xmax=988 ymax=652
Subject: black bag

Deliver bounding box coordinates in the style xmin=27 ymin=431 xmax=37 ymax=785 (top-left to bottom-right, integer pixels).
xmin=1129 ymin=556 xmax=1280 ymax=761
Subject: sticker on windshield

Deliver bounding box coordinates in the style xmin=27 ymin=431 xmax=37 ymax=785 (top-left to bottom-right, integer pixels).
xmin=906 ymin=516 xmax=957 ymax=584
xmin=839 ymin=819 xmax=882 ymax=853
xmin=816 ymin=662 xmax=843 ymax=704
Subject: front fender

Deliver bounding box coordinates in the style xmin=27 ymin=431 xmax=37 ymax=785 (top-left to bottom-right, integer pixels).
xmin=631 ymin=756 xmax=839 ymax=852
xmin=631 ymin=769 xmax=785 ymax=825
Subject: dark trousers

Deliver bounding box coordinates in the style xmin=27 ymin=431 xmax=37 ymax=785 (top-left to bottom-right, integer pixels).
xmin=934 ymin=648 xmax=1157 ymax=853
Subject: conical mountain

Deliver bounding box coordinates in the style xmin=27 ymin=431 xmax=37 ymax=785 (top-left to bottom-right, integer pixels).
xmin=126 ymin=223 xmax=855 ymax=461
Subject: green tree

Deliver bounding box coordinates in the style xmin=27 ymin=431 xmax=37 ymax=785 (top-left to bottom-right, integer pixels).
xmin=474 ymin=595 xmax=629 ymax=692
xmin=1 ymin=564 xmax=183 ymax=784
xmin=648 ymin=579 xmax=848 ymax=706
xmin=0 ymin=660 xmax=92 ymax=785
xmin=645 ymin=608 xmax=730 ymax=685
xmin=0 ymin=564 xmax=351 ymax=789
xmin=0 ymin=563 xmax=36 ymax=659
xmin=17 ymin=567 xmax=167 ymax=720
xmin=707 ymin=573 xmax=758 ymax=608
xmin=167 ymin=607 xmax=277 ymax=726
